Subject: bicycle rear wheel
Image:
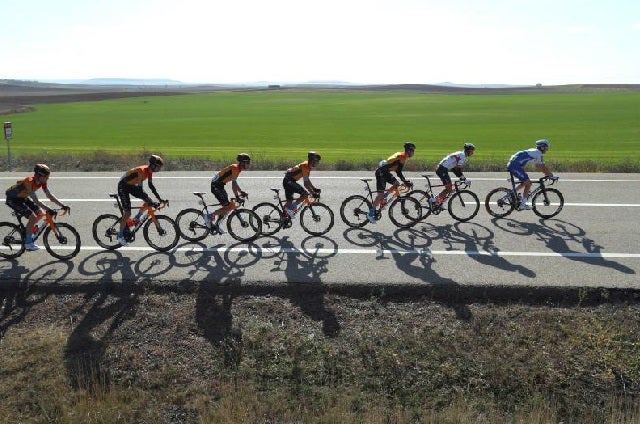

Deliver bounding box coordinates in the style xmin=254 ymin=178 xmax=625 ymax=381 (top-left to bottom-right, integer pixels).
xmin=485 ymin=188 xmax=516 ymax=218
xmin=143 ymin=215 xmax=180 ymax=252
xmin=339 ymin=195 xmax=372 ymax=228
xmin=532 ymin=188 xmax=564 ymax=219
xmin=388 ymin=196 xmax=422 ymax=228
xmin=0 ymin=222 xmax=25 ymax=259
xmin=407 ymin=189 xmax=432 ymax=221
xmin=43 ymin=223 xmax=81 ymax=260
xmin=227 ymin=208 xmax=262 ymax=242
xmin=252 ymin=202 xmax=283 ymax=236
xmin=176 ymin=208 xmax=209 ymax=242
xmin=448 ymin=190 xmax=480 ymax=222
xmin=300 ymin=202 xmax=334 ymax=236
xmin=92 ymin=214 xmax=121 ymax=249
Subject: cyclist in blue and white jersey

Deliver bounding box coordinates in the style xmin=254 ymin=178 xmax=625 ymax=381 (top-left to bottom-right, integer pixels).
xmin=506 ymin=139 xmax=557 ymax=210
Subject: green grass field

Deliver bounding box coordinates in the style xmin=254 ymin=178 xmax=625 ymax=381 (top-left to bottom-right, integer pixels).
xmin=3 ymin=90 xmax=640 ymax=168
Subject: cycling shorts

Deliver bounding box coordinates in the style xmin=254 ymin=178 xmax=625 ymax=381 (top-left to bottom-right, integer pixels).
xmin=118 ymin=181 xmax=151 ymax=213
xmin=435 ymin=165 xmax=452 ymax=186
xmin=211 ymin=181 xmax=230 ymax=206
xmin=5 ymin=197 xmax=39 ymax=218
xmin=283 ymin=175 xmax=307 ymax=201
xmin=374 ymin=167 xmax=397 ymax=193
xmin=507 ymin=166 xmax=529 ymax=183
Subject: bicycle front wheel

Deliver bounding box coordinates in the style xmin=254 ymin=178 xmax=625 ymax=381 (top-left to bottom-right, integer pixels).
xmin=43 ymin=223 xmax=81 ymax=260
xmin=92 ymin=214 xmax=121 ymax=250
xmin=339 ymin=195 xmax=372 ymax=228
xmin=485 ymin=188 xmax=516 ymax=218
xmin=252 ymin=202 xmax=283 ymax=236
xmin=227 ymin=208 xmax=262 ymax=242
xmin=176 ymin=208 xmax=209 ymax=242
xmin=532 ymin=188 xmax=564 ymax=219
xmin=300 ymin=203 xmax=334 ymax=236
xmin=143 ymin=215 xmax=180 ymax=252
xmin=408 ymin=189 xmax=432 ymax=221
xmin=0 ymin=222 xmax=25 ymax=259
xmin=388 ymin=196 xmax=422 ymax=228
xmin=448 ymin=190 xmax=480 ymax=222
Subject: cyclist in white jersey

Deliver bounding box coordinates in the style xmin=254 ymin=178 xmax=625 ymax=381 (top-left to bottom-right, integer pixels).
xmin=431 ymin=143 xmax=476 ymax=204
xmin=506 ymin=139 xmax=557 ymax=210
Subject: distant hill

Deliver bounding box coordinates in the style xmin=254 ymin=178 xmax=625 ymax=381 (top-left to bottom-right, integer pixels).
xmin=80 ymin=78 xmax=184 ymax=86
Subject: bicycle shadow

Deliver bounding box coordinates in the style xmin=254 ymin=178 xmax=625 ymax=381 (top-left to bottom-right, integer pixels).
xmin=493 ymin=217 xmax=635 ymax=275
xmin=77 ymin=251 xmax=138 ymax=283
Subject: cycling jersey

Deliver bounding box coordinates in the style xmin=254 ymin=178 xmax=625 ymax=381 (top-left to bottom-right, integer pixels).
xmin=507 ymin=148 xmax=544 ymax=170
xmin=120 ymin=165 xmax=153 ymax=186
xmin=439 ymin=151 xmax=468 ymax=170
xmin=379 ymin=151 xmax=408 ymax=173
xmin=286 ymin=161 xmax=312 ymax=181
xmin=5 ymin=176 xmax=48 ymax=199
xmin=212 ymin=163 xmax=242 ymax=186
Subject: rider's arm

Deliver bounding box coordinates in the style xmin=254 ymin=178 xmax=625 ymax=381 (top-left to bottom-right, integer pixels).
xmin=396 ymin=163 xmax=411 ymax=186
xmin=452 ymin=167 xmax=464 ymax=178
xmin=42 ymin=187 xmax=67 ymax=209
xmin=147 ymin=178 xmax=163 ymax=201
xmin=535 ymin=163 xmax=554 ymax=178
xmin=231 ymin=180 xmax=246 ymax=198
xmin=303 ymin=179 xmax=317 ymax=194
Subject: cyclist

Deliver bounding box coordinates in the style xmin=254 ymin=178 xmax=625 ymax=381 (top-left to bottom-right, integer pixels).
xmin=430 ymin=142 xmax=476 ymax=205
xmin=283 ymin=151 xmax=322 ymax=218
xmin=206 ymin=153 xmax=251 ymax=234
xmin=5 ymin=164 xmax=70 ymax=251
xmin=117 ymin=154 xmax=166 ymax=246
xmin=507 ymin=139 xmax=557 ymax=210
xmin=367 ymin=142 xmax=416 ymax=224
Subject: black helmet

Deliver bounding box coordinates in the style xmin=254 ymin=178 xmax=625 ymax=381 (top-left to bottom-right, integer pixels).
xmin=237 ymin=153 xmax=251 ymax=163
xmin=404 ymin=142 xmax=416 ymax=151
xmin=149 ymin=154 xmax=164 ymax=167
xmin=308 ymin=151 xmax=321 ymax=161
xmin=463 ymin=142 xmax=476 ymax=151
xmin=34 ymin=163 xmax=50 ymax=176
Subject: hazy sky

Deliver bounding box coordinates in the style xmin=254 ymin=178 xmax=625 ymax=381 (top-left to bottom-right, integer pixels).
xmin=3 ymin=0 xmax=639 ymax=85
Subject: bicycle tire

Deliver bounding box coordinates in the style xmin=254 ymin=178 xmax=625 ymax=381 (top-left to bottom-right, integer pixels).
xmin=0 ymin=222 xmax=25 ymax=259
xmin=339 ymin=195 xmax=372 ymax=228
xmin=92 ymin=214 xmax=122 ymax=250
xmin=227 ymin=208 xmax=263 ymax=242
xmin=388 ymin=196 xmax=422 ymax=228
xmin=143 ymin=215 xmax=180 ymax=252
xmin=408 ymin=189 xmax=432 ymax=221
xmin=300 ymin=202 xmax=334 ymax=236
xmin=485 ymin=188 xmax=516 ymax=218
xmin=176 ymin=208 xmax=209 ymax=242
xmin=252 ymin=202 xmax=283 ymax=236
xmin=448 ymin=190 xmax=480 ymax=222
xmin=532 ymin=188 xmax=564 ymax=219
xmin=43 ymin=223 xmax=81 ymax=260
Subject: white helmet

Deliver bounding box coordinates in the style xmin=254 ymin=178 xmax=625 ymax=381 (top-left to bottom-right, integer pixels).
xmin=535 ymin=139 xmax=550 ymax=149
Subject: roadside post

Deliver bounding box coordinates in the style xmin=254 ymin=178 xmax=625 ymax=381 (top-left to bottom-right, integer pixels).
xmin=3 ymin=122 xmax=12 ymax=171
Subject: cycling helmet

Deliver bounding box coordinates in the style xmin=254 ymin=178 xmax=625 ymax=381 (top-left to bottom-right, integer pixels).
xmin=308 ymin=151 xmax=321 ymax=161
xmin=535 ymin=139 xmax=550 ymax=149
xmin=149 ymin=154 xmax=164 ymax=167
xmin=404 ymin=142 xmax=416 ymax=151
xmin=463 ymin=142 xmax=476 ymax=151
xmin=34 ymin=163 xmax=50 ymax=177
xmin=237 ymin=153 xmax=251 ymax=163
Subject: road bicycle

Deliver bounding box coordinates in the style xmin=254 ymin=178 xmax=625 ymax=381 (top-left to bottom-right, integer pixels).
xmin=408 ymin=174 xmax=480 ymax=223
xmin=175 ymin=192 xmax=262 ymax=243
xmin=92 ymin=194 xmax=180 ymax=252
xmin=485 ymin=175 xmax=563 ymax=219
xmin=252 ymin=189 xmax=334 ymax=236
xmin=0 ymin=208 xmax=80 ymax=260
xmin=339 ymin=179 xmax=421 ymax=228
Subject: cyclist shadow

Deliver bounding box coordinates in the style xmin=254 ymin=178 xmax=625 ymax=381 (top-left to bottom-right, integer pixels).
xmin=495 ymin=217 xmax=635 ymax=275
xmin=77 ymin=251 xmax=139 ymax=283
xmin=413 ymin=221 xmax=536 ymax=278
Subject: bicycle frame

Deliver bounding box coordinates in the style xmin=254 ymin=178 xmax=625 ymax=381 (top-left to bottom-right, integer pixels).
xmin=418 ymin=174 xmax=470 ymax=206
xmin=360 ymin=179 xmax=409 ymax=213
xmin=110 ymin=194 xmax=167 ymax=237
xmin=507 ymin=174 xmax=555 ymax=206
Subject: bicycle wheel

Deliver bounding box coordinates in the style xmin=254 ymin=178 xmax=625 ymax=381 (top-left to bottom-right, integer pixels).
xmin=408 ymin=189 xmax=432 ymax=221
xmin=0 ymin=222 xmax=25 ymax=259
xmin=339 ymin=195 xmax=372 ymax=228
xmin=92 ymin=214 xmax=122 ymax=250
xmin=388 ymin=196 xmax=422 ymax=228
xmin=485 ymin=188 xmax=516 ymax=218
xmin=300 ymin=202 xmax=334 ymax=236
xmin=532 ymin=188 xmax=564 ymax=219
xmin=43 ymin=223 xmax=81 ymax=260
xmin=176 ymin=208 xmax=209 ymax=242
xmin=227 ymin=208 xmax=262 ymax=242
xmin=143 ymin=215 xmax=180 ymax=252
xmin=252 ymin=202 xmax=283 ymax=236
xmin=448 ymin=190 xmax=480 ymax=222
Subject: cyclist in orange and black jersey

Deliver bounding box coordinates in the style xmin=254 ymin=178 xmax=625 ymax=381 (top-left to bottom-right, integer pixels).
xmin=207 ymin=153 xmax=251 ymax=232
xmin=283 ymin=151 xmax=321 ymax=218
xmin=5 ymin=164 xmax=69 ymax=250
xmin=117 ymin=154 xmax=166 ymax=245
xmin=368 ymin=142 xmax=416 ymax=223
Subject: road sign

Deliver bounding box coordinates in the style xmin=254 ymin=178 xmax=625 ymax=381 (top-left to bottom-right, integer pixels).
xmin=3 ymin=122 xmax=11 ymax=140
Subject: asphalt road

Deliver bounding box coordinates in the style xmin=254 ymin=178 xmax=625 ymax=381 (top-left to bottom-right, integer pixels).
xmin=0 ymin=171 xmax=638 ymax=288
